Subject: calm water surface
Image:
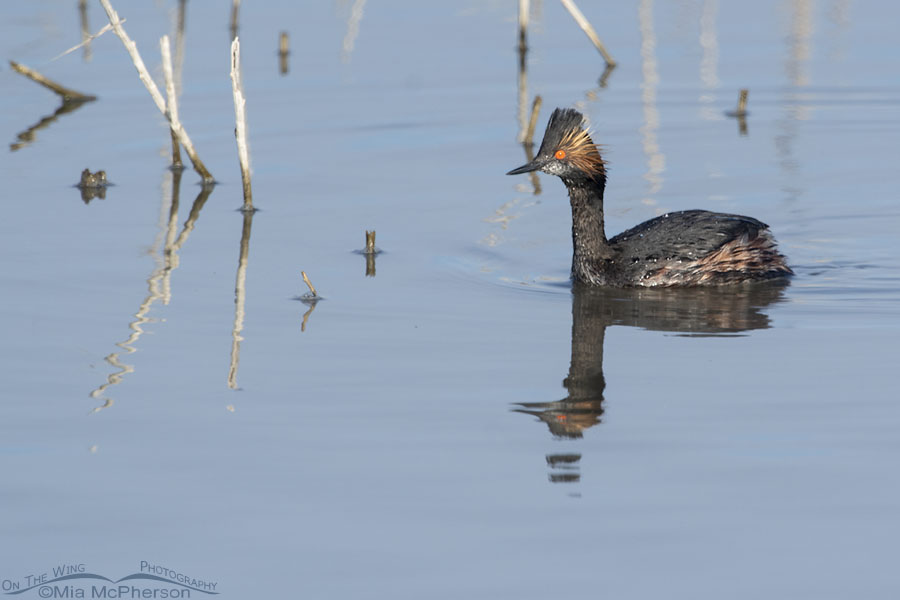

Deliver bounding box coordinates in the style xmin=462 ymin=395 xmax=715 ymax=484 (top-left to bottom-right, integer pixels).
xmin=1 ymin=1 xmax=899 ymax=598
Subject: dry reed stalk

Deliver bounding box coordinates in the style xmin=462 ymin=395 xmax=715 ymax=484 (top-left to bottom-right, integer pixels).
xmin=160 ymin=37 xmax=183 ymax=169
xmin=559 ymin=0 xmax=617 ymax=67
xmin=9 ymin=61 xmax=96 ymax=101
xmin=97 ymin=0 xmax=213 ymax=182
xmin=52 ymin=20 xmax=120 ymax=62
xmin=230 ymin=37 xmax=253 ymax=210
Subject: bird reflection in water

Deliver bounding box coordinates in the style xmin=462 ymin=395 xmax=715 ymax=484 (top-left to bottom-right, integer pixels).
xmin=514 ymin=281 xmax=788 ymax=485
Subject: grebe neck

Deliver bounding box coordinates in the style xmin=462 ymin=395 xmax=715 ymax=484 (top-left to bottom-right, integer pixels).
xmin=565 ymin=176 xmax=614 ymax=282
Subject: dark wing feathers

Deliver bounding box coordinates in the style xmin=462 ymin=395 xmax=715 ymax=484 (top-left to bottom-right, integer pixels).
xmin=609 ymin=210 xmax=768 ymax=262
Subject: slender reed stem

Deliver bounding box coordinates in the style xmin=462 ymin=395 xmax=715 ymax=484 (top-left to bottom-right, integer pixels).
xmin=97 ymin=0 xmax=213 ymax=182
xmin=160 ymin=37 xmax=183 ymax=169
xmin=559 ymin=0 xmax=617 ymax=67
xmin=9 ymin=61 xmax=96 ymax=101
xmin=230 ymin=37 xmax=253 ymax=210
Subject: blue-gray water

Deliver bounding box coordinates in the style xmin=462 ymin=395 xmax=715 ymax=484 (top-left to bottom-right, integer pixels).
xmin=2 ymin=1 xmax=899 ymax=598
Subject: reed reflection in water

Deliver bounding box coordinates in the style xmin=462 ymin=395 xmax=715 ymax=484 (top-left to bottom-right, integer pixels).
xmin=89 ymin=171 xmax=212 ymax=412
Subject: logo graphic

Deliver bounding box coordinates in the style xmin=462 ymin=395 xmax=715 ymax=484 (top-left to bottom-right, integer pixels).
xmin=2 ymin=562 xmax=218 ymax=598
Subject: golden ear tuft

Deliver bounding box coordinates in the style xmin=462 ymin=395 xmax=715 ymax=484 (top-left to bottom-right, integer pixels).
xmin=558 ymin=127 xmax=606 ymax=176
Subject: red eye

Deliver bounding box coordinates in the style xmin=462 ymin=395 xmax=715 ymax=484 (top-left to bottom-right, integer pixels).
xmin=555 ymin=150 xmax=567 ymax=160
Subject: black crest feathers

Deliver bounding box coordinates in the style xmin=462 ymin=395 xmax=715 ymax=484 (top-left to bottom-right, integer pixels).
xmin=539 ymin=108 xmax=606 ymax=177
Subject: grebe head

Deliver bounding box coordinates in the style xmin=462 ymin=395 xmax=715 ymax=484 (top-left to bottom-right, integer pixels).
xmin=507 ymin=108 xmax=606 ymax=183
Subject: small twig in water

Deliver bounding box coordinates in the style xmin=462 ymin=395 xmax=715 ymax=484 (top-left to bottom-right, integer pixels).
xmin=52 ymin=20 xmax=122 ymax=62
xmin=301 ymin=271 xmax=318 ymax=298
xmin=50 ymin=19 xmax=121 ymax=62
xmin=9 ymin=61 xmax=96 ymax=101
xmin=559 ymin=0 xmax=617 ymax=67
xmin=230 ymin=37 xmax=253 ymax=211
xmin=365 ymin=230 xmax=376 ymax=255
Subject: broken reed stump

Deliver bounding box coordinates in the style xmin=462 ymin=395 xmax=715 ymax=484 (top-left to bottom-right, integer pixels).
xmin=725 ymin=89 xmax=750 ymax=136
xmin=301 ymin=271 xmax=318 ymax=298
xmin=726 ymin=89 xmax=749 ymax=117
xmin=230 ymin=37 xmax=254 ymax=211
xmin=559 ymin=0 xmax=617 ymax=68
xmin=363 ymin=231 xmax=378 ymax=277
xmin=98 ymin=0 xmax=213 ymax=183
xmin=278 ymin=31 xmax=290 ymax=75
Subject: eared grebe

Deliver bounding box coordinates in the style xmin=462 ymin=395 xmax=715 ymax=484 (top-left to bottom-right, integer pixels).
xmin=507 ymin=108 xmax=792 ymax=287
